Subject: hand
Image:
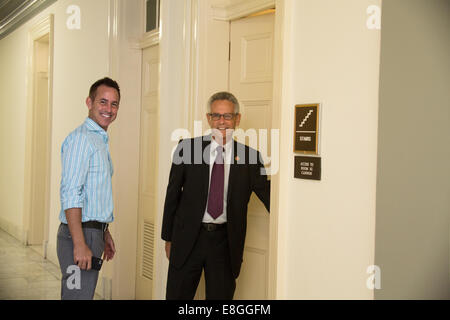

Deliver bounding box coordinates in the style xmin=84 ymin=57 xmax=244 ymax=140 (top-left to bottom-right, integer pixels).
xmin=165 ymin=241 xmax=171 ymax=260
xmin=103 ymin=230 xmax=116 ymax=261
xmin=73 ymin=243 xmax=93 ymax=270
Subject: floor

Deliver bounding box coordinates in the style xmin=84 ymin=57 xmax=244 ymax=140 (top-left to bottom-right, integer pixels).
xmin=0 ymin=228 xmax=101 ymax=300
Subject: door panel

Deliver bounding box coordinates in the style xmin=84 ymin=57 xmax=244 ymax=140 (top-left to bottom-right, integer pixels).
xmin=29 ymin=71 xmax=49 ymax=245
xmin=135 ymin=44 xmax=160 ymax=299
xmin=230 ymin=12 xmax=274 ymax=300
xmin=29 ymin=36 xmax=51 ymax=247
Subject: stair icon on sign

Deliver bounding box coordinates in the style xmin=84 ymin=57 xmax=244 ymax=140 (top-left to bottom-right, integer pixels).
xmin=299 ymin=110 xmax=314 ymax=128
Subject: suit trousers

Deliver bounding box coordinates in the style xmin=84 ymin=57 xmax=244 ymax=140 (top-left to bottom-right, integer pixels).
xmin=166 ymin=225 xmax=236 ymax=300
xmin=56 ymin=223 xmax=104 ymax=300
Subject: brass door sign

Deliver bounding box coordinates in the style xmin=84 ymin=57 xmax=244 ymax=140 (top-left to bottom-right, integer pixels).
xmin=294 ymin=104 xmax=320 ymax=154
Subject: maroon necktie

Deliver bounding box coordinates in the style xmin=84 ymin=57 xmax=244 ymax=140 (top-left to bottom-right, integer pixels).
xmin=207 ymin=146 xmax=224 ymax=219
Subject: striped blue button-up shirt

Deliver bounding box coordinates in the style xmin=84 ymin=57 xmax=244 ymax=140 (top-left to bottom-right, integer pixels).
xmin=59 ymin=117 xmax=114 ymax=224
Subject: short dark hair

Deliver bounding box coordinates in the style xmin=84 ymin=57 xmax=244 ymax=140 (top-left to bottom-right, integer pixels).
xmin=207 ymin=91 xmax=240 ymax=113
xmin=89 ymin=77 xmax=121 ymax=102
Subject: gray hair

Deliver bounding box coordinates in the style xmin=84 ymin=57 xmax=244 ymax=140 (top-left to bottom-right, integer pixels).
xmin=207 ymin=91 xmax=240 ymax=114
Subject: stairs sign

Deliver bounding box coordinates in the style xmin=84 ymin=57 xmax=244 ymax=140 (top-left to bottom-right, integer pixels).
xmin=294 ymin=104 xmax=319 ymax=154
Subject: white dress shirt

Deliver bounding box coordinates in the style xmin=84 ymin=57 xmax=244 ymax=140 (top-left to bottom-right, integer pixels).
xmin=202 ymin=138 xmax=233 ymax=224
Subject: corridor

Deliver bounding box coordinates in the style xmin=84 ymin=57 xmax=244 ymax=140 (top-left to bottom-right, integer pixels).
xmin=0 ymin=228 xmax=101 ymax=300
xmin=0 ymin=228 xmax=61 ymax=299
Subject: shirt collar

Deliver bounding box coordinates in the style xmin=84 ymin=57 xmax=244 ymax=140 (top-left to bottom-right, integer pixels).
xmin=210 ymin=136 xmax=233 ymax=154
xmin=84 ymin=117 xmax=109 ymax=142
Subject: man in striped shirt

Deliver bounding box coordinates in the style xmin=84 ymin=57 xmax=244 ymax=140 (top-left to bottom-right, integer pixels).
xmin=57 ymin=77 xmax=119 ymax=299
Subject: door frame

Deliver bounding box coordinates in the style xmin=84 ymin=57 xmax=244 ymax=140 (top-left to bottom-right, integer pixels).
xmin=23 ymin=14 xmax=54 ymax=254
xmin=186 ymin=0 xmax=284 ymax=299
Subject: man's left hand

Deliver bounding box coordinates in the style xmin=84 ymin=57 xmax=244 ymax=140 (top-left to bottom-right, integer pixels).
xmin=103 ymin=230 xmax=116 ymax=261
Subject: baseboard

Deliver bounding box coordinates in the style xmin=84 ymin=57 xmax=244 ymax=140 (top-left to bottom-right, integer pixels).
xmin=97 ymin=276 xmax=112 ymax=300
xmin=0 ymin=216 xmax=27 ymax=244
xmin=46 ymin=241 xmax=59 ymax=266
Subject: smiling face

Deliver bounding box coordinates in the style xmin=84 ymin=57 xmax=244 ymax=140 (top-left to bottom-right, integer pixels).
xmin=207 ymin=99 xmax=241 ymax=145
xmin=86 ymin=85 xmax=120 ymax=131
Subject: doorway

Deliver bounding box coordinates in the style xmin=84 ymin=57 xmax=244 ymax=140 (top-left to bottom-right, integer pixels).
xmin=24 ymin=15 xmax=53 ymax=258
xmin=230 ymin=10 xmax=274 ymax=300
xmin=195 ymin=8 xmax=275 ymax=300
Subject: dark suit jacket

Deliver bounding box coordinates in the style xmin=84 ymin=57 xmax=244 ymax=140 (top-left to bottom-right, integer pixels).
xmin=161 ymin=135 xmax=270 ymax=278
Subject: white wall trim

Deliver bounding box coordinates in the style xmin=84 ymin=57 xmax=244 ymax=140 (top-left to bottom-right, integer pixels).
xmin=108 ymin=0 xmax=120 ymax=79
xmin=211 ymin=0 xmax=275 ymax=21
xmin=184 ymin=0 xmax=200 ymax=133
xmin=139 ymin=29 xmax=160 ymax=49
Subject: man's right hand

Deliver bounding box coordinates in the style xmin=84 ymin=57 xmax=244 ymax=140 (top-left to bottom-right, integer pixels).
xmin=73 ymin=243 xmax=93 ymax=270
xmin=65 ymin=208 xmax=92 ymax=270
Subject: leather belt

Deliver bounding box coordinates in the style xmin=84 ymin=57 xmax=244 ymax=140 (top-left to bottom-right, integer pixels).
xmin=62 ymin=221 xmax=108 ymax=232
xmin=202 ymin=223 xmax=226 ymax=232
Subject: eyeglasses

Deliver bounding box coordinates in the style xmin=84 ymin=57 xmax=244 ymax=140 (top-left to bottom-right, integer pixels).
xmin=208 ymin=113 xmax=237 ymax=121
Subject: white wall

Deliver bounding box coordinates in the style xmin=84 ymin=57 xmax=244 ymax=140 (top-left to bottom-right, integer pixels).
xmin=107 ymin=0 xmax=143 ymax=300
xmin=0 ymin=22 xmax=29 ymax=240
xmin=375 ymin=0 xmax=450 ymax=299
xmin=275 ymin=0 xmax=382 ymax=299
xmin=152 ymin=0 xmax=191 ymax=299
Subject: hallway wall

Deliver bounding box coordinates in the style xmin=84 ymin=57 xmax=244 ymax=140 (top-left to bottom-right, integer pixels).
xmin=0 ymin=20 xmax=29 ymax=240
xmin=274 ymin=0 xmax=381 ymax=299
xmin=375 ymin=0 xmax=450 ymax=299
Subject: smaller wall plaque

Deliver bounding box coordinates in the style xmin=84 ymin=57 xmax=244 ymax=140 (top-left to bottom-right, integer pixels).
xmin=294 ymin=156 xmax=321 ymax=180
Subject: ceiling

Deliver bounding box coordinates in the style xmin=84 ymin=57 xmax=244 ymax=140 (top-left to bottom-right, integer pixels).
xmin=0 ymin=0 xmax=56 ymax=40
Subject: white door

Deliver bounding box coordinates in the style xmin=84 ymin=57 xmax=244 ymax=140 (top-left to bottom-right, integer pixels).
xmin=229 ymin=11 xmax=274 ymax=300
xmin=29 ymin=36 xmax=51 ymax=248
xmin=135 ymin=44 xmax=160 ymax=299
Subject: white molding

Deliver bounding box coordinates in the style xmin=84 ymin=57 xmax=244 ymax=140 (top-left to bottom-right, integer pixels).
xmin=28 ymin=14 xmax=52 ymax=40
xmin=139 ymin=29 xmax=160 ymax=49
xmin=137 ymin=0 xmax=161 ymax=49
xmin=211 ymin=0 xmax=275 ymax=21
xmin=108 ymin=0 xmax=120 ymax=79
xmin=185 ymin=0 xmax=200 ymax=133
xmin=0 ymin=216 xmax=27 ymax=245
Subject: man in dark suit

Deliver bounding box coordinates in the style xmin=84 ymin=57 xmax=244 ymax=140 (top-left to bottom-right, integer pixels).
xmin=161 ymin=91 xmax=270 ymax=300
